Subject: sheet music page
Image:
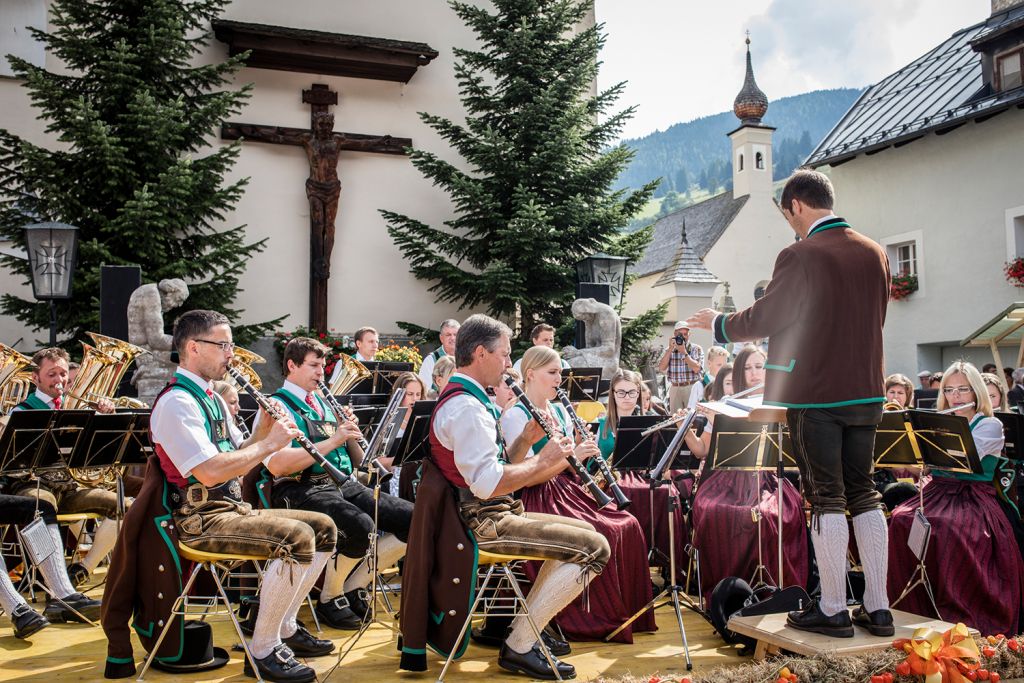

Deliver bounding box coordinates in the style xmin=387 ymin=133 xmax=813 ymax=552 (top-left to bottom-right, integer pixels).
xmin=701 ymin=396 xmax=763 ymax=418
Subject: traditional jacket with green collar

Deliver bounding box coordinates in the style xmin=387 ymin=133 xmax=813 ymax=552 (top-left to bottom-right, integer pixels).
xmin=712 ymin=217 xmax=890 ymax=409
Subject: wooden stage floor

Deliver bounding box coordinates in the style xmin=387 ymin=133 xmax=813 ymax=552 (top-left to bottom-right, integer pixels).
xmin=0 ymin=580 xmax=745 ymax=682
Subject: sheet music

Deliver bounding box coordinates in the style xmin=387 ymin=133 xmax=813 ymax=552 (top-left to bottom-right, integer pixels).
xmin=701 ymin=396 xmax=763 ymax=418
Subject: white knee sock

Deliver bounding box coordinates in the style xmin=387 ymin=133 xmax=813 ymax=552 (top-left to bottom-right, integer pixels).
xmin=280 ymin=550 xmax=331 ymax=639
xmin=810 ymin=513 xmax=850 ymax=616
xmin=320 ymin=552 xmax=362 ymax=602
xmin=0 ymin=554 xmax=29 ymax=614
xmin=81 ymin=518 xmax=118 ymax=573
xmin=852 ymin=509 xmax=890 ymax=612
xmin=343 ymin=534 xmax=406 ymax=593
xmin=38 ymin=525 xmax=76 ymax=599
xmin=251 ymin=559 xmax=306 ymax=659
xmin=506 ymin=560 xmax=592 ymax=655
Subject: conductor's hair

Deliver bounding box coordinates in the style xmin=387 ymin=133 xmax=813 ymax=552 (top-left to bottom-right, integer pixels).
xmin=780 ymin=169 xmax=835 ymax=212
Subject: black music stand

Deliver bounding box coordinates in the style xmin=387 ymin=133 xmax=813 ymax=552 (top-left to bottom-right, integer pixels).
xmin=890 ymin=409 xmax=982 ymax=618
xmin=36 ymin=410 xmax=93 ymax=474
xmin=873 ymin=411 xmax=921 ymax=469
xmin=237 ymin=394 xmax=259 ymax=435
xmin=0 ymin=410 xmax=54 ymax=476
xmin=997 ymin=412 xmax=1024 ymax=461
xmin=364 ymin=362 xmax=413 ymax=395
xmin=613 ymin=416 xmax=685 ymax=471
xmin=560 ymin=367 xmax=602 ymax=402
xmin=388 ymin=400 xmax=436 ymax=465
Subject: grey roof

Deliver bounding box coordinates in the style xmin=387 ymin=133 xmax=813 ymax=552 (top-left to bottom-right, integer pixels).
xmin=654 ymin=230 xmax=720 ymax=286
xmin=631 ymin=192 xmax=749 ymax=278
xmin=807 ymin=5 xmax=1024 ymax=167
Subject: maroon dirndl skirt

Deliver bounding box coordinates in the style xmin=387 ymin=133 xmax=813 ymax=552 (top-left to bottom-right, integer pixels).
xmin=616 ymin=470 xmax=694 ymax=574
xmin=690 ymin=469 xmax=809 ymax=604
xmin=887 ymin=476 xmax=1024 ymax=635
xmin=520 ymin=471 xmax=656 ymax=643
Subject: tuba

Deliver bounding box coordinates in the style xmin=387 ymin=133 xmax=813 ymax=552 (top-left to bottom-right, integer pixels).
xmin=0 ymin=344 xmax=36 ymax=413
xmin=329 ymin=353 xmax=371 ymax=395
xmin=223 ymin=346 xmax=266 ymax=391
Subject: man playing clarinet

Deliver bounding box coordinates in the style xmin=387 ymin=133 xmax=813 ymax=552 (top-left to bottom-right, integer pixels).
xmin=688 ymin=169 xmax=893 ymax=638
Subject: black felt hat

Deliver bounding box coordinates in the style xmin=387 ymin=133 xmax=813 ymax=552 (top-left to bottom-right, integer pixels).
xmin=149 ymin=620 xmax=230 ymax=673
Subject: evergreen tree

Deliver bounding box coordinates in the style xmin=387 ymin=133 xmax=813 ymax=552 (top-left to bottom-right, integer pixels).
xmin=0 ymin=0 xmax=277 ymax=345
xmin=383 ymin=0 xmax=662 ymax=344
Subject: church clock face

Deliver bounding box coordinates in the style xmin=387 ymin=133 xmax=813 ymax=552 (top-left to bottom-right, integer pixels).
xmin=596 ymin=268 xmax=622 ymax=299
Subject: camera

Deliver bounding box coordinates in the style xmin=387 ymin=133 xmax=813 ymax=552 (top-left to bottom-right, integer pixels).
xmin=674 ymin=334 xmax=686 ymax=346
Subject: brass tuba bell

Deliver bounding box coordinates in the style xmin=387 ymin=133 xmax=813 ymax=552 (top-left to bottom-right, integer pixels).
xmin=0 ymin=344 xmax=36 ymax=413
xmin=329 ymin=353 xmax=371 ymax=395
xmin=224 ymin=346 xmax=266 ymax=391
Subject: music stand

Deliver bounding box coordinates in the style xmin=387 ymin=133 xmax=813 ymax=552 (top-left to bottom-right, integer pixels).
xmin=889 ymin=409 xmax=983 ymax=618
xmin=0 ymin=410 xmax=54 ymax=476
xmin=36 ymin=409 xmax=93 ymax=474
xmin=364 ymin=361 xmax=413 ymax=395
xmin=560 ymin=367 xmax=602 ymax=402
xmin=613 ymin=416 xmax=687 ymax=471
xmin=873 ymin=411 xmax=921 ymax=469
xmin=996 ymin=412 xmax=1024 ymax=461
xmin=237 ymin=394 xmax=259 ymax=436
xmin=388 ymin=400 xmax=435 ymax=465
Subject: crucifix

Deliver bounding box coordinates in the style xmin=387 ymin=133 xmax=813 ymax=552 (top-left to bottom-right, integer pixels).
xmin=222 ymin=84 xmax=411 ymax=332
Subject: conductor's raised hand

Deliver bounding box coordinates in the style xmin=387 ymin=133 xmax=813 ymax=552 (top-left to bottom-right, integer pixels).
xmin=685 ymin=308 xmax=719 ymax=331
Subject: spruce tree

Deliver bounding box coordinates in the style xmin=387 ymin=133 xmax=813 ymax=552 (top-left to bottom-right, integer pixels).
xmin=384 ymin=0 xmax=663 ymax=346
xmin=0 ymin=0 xmax=277 ymax=345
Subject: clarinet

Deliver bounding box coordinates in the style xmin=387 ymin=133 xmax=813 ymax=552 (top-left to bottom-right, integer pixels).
xmin=556 ymin=388 xmax=631 ymax=510
xmin=226 ymin=366 xmax=350 ymax=488
xmin=316 ymin=380 xmax=371 ymax=452
xmin=503 ymin=376 xmax=613 ymax=509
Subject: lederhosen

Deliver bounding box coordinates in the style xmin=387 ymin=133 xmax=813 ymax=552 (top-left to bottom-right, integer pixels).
xmin=268 ymin=388 xmax=413 ymax=555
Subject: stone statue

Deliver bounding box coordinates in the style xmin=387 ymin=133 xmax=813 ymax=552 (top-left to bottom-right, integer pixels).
xmin=561 ymin=298 xmax=621 ymax=379
xmin=128 ymin=278 xmax=189 ymax=404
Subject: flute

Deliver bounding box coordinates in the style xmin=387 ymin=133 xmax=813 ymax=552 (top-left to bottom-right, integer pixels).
xmin=556 ymin=389 xmax=630 ymax=510
xmin=226 ymin=365 xmax=350 ymax=488
xmin=937 ymin=401 xmax=975 ymax=415
xmin=503 ymin=376 xmax=613 ymax=509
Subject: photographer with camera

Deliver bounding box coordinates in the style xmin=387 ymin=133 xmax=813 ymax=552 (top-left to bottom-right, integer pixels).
xmin=658 ymin=321 xmax=705 ymax=413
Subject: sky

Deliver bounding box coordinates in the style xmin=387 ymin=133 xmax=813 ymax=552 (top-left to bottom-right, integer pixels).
xmin=595 ymin=0 xmax=991 ymax=141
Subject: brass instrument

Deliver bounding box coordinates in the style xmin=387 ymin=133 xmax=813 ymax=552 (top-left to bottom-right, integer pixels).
xmin=0 ymin=344 xmax=36 ymax=413
xmin=556 ymin=388 xmax=630 ymax=509
xmin=329 ymin=353 xmax=371 ymax=395
xmin=883 ymin=400 xmax=905 ymax=411
xmin=217 ymin=345 xmax=267 ymax=391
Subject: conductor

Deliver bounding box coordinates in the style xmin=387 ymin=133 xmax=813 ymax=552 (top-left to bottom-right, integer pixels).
xmin=688 ymin=169 xmax=893 ymax=638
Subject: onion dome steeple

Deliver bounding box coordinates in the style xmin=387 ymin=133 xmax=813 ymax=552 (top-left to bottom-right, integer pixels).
xmin=733 ymin=34 xmax=768 ymax=125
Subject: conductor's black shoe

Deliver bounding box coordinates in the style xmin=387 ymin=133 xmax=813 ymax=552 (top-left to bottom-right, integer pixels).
xmin=243 ymin=643 xmax=316 ymax=682
xmin=852 ymin=605 xmax=895 ymax=637
xmin=283 ymin=623 xmax=335 ymax=657
xmin=498 ymin=642 xmax=576 ymax=680
xmin=43 ymin=592 xmax=101 ymax=623
xmin=67 ymin=562 xmax=90 ymax=589
xmin=11 ymin=604 xmax=49 ymax=639
xmin=315 ymin=594 xmax=361 ymax=630
xmin=786 ymin=602 xmax=854 ymax=638
xmin=345 ymin=587 xmax=369 ymax=620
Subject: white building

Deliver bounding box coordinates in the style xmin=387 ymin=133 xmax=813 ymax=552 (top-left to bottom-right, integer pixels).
xmin=806 ymin=0 xmax=1024 ymax=378
xmin=623 ymin=41 xmax=793 ymax=353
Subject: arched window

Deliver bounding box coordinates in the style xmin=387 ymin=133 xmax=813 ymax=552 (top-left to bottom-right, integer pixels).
xmin=755 ymin=152 xmax=764 ymax=170
xmin=738 ymin=154 xmax=744 ymax=171
xmin=754 ymin=280 xmax=769 ymax=300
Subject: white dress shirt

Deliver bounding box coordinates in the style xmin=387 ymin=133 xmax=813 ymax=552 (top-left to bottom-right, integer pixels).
xmin=431 ymin=373 xmax=504 ymax=499
xmin=255 ymin=380 xmax=321 ymax=468
xmin=150 ymin=367 xmax=242 ymax=480
xmin=9 ymin=389 xmax=58 ymax=412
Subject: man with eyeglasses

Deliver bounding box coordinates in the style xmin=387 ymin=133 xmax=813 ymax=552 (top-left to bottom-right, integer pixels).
xmin=658 ymin=321 xmax=705 ymax=413
xmin=688 ymin=169 xmax=892 ymax=640
xmin=136 ymin=310 xmax=338 ymax=682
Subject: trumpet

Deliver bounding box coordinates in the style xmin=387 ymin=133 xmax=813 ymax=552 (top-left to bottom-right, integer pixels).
xmin=503 ymin=376 xmax=613 ymax=509
xmin=556 ymin=389 xmax=630 ymax=510
xmin=226 ymin=365 xmax=350 ymax=488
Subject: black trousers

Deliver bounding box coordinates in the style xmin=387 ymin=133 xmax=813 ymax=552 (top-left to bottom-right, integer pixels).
xmin=787 ymin=403 xmax=884 ymax=518
xmin=271 ymin=477 xmax=413 ymax=559
xmin=0 ymin=493 xmax=58 ymax=526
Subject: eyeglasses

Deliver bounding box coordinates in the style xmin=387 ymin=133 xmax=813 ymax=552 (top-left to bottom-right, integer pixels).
xmin=941 ymin=386 xmax=974 ymax=396
xmin=196 ymin=339 xmax=235 ymax=353
xmin=614 ymin=389 xmax=639 ymax=399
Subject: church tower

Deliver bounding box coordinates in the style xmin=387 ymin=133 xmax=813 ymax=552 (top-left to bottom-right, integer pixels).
xmin=729 ymin=36 xmax=774 ymax=198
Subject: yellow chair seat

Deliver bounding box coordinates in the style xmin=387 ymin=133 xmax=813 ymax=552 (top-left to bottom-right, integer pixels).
xmin=574 ymin=401 xmax=605 ymax=422
xmin=477 ymin=550 xmax=549 ymax=565
xmin=56 ymin=512 xmax=104 ymax=523
xmin=177 ymin=543 xmax=265 ymax=564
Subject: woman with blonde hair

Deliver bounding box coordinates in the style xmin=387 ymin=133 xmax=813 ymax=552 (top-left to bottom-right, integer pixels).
xmin=888 ymin=361 xmax=1023 ymax=635
xmin=499 ymin=346 xmax=655 ymax=642
xmin=429 ymin=355 xmax=456 ymax=399
xmin=982 ymin=372 xmax=1008 ymax=412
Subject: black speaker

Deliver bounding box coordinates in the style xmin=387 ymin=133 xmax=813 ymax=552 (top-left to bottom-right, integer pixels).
xmin=100 ymin=265 xmax=141 ymax=341
xmin=574 ymin=282 xmax=611 ymax=349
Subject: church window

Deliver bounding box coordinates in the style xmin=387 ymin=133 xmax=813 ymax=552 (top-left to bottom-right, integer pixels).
xmin=755 ymin=152 xmax=764 ymax=170
xmin=996 ymin=48 xmax=1022 ymax=92
xmin=738 ymin=154 xmax=744 ymax=171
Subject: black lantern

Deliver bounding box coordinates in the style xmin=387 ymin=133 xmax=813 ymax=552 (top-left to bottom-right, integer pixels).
xmin=24 ymin=222 xmax=79 ymax=345
xmin=575 ymin=252 xmax=628 ymax=309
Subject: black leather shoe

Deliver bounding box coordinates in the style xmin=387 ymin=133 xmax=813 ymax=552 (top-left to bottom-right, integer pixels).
xmin=315 ymin=594 xmax=361 ymax=630
xmin=345 ymin=587 xmax=369 ymax=620
xmin=498 ymin=642 xmax=576 ymax=680
xmin=67 ymin=562 xmax=89 ymax=589
xmin=786 ymin=602 xmax=853 ymax=638
xmin=542 ymin=628 xmax=572 ymax=657
xmin=43 ymin=592 xmax=101 ymax=623
xmin=283 ymin=623 xmax=335 ymax=657
xmin=243 ymin=643 xmax=316 ymax=682
xmin=11 ymin=604 xmax=49 ymax=639
xmin=472 ymin=623 xmax=570 ymax=656
xmin=852 ymin=605 xmax=895 ymax=637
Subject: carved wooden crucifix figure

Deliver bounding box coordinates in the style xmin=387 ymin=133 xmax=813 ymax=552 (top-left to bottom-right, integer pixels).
xmin=222 ymin=84 xmax=411 ymax=332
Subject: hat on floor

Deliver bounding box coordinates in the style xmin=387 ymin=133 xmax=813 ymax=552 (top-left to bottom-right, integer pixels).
xmin=150 ymin=620 xmax=230 ymax=673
